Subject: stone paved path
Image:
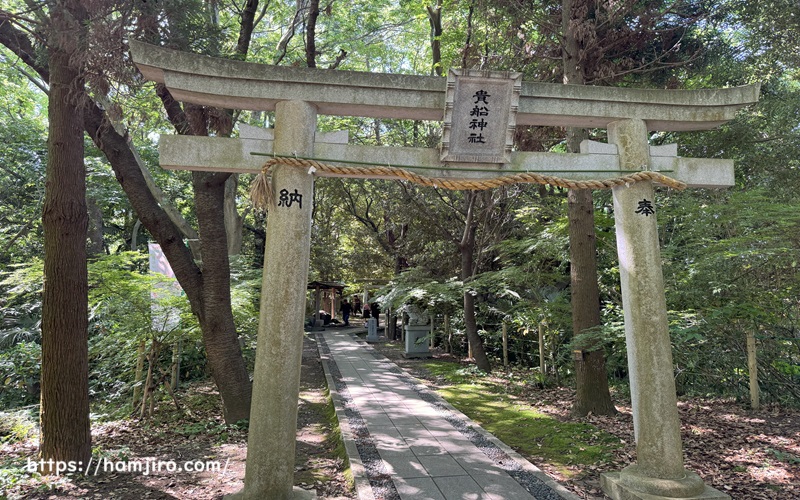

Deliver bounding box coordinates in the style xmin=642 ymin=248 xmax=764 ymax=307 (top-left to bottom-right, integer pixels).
xmin=316 ymin=329 xmax=580 ymax=500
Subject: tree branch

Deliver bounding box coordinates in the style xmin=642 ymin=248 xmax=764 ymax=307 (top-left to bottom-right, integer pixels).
xmin=0 ymin=11 xmax=49 ymax=81
xmin=274 ymin=0 xmax=308 ymax=65
xmin=327 ymin=48 xmax=347 ymax=69
xmin=305 ymin=0 xmax=319 ymax=68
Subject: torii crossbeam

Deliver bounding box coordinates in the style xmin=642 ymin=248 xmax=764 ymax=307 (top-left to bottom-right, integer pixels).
xmin=131 ymin=40 xmax=758 ymax=500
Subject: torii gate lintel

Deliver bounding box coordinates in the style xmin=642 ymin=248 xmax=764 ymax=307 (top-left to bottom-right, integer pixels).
xmin=130 ymin=41 xmax=756 ymax=500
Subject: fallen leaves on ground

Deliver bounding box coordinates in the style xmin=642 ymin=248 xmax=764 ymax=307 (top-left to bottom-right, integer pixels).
xmin=0 ymin=336 xmax=354 ymax=500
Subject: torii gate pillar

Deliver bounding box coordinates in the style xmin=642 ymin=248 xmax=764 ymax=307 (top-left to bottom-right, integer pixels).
xmin=228 ymin=101 xmax=317 ymax=500
xmin=602 ymin=119 xmax=727 ymax=500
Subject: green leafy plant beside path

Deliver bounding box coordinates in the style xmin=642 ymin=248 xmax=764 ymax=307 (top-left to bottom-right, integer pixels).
xmin=422 ymin=361 xmax=620 ymax=478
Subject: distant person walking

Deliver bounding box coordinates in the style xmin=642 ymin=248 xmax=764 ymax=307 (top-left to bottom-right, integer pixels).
xmin=362 ymin=302 xmax=371 ymax=319
xmin=340 ymin=299 xmax=352 ymax=326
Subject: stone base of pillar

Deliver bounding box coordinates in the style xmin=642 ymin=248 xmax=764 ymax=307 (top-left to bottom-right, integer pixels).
xmin=602 ymin=468 xmax=730 ymax=500
xmin=225 ymin=486 xmax=317 ymax=500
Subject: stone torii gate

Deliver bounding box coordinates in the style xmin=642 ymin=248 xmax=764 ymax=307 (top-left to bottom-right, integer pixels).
xmin=130 ymin=41 xmax=758 ymax=500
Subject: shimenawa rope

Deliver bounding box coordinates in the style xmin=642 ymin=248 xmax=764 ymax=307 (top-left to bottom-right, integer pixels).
xmin=249 ymin=157 xmax=686 ymax=209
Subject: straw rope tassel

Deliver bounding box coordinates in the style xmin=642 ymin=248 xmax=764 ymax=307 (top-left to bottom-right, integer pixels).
xmin=249 ymin=157 xmax=686 ymax=210
xmin=249 ymin=168 xmax=274 ymax=209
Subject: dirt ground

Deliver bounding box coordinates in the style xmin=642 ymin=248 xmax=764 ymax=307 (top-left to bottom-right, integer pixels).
xmin=0 ymin=334 xmax=354 ymax=500
xmin=3 ymin=329 xmax=799 ymax=499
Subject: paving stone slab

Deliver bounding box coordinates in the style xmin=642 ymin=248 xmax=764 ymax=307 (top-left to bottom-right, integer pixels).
xmin=317 ymin=330 xmax=581 ymax=500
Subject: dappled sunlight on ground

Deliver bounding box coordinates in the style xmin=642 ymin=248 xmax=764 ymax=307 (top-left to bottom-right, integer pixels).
xmin=367 ymin=339 xmax=800 ymax=500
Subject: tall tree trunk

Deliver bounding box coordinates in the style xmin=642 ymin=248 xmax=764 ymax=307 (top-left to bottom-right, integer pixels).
xmin=39 ymin=1 xmax=91 ymax=470
xmin=461 ymin=192 xmax=491 ymax=372
xmin=563 ymin=0 xmax=615 ymax=416
xmin=427 ymin=1 xmax=443 ymax=76
xmin=144 ymin=12 xmax=254 ymax=419
xmin=235 ymin=0 xmax=260 ymax=57
xmin=193 ymin=171 xmax=252 ymax=423
xmin=568 ymin=187 xmax=615 ymax=416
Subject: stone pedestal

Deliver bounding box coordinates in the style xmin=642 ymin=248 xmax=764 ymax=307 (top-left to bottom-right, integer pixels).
xmin=404 ymin=325 xmax=431 ymax=358
xmin=601 ymin=469 xmax=730 ymax=500
xmin=366 ymin=318 xmax=379 ymax=342
xmin=227 ymin=101 xmax=317 ymax=500
xmin=602 ymin=119 xmax=729 ymax=500
xmin=226 ymin=487 xmax=316 ymax=500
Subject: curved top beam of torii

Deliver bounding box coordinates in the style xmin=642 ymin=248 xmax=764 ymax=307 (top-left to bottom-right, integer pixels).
xmin=130 ymin=41 xmax=759 ymax=133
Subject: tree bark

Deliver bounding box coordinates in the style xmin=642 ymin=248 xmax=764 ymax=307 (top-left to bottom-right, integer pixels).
xmin=146 ymin=41 xmax=252 ymax=421
xmin=427 ymin=1 xmax=443 ymax=76
xmin=39 ymin=2 xmax=91 ymax=469
xmin=568 ymin=188 xmax=615 ymax=416
xmin=305 ymin=0 xmax=319 ymax=68
xmin=563 ymin=0 xmax=616 ymax=416
xmin=193 ymin=171 xmax=253 ymax=422
xmin=235 ymin=0 xmax=260 ymax=58
xmin=460 ymin=192 xmax=491 ymax=372
xmin=83 ymin=102 xmax=252 ymax=422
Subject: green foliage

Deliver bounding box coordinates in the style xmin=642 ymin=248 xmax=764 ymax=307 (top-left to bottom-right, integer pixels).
xmin=0 ymin=48 xmax=48 ymax=266
xmin=654 ymin=185 xmax=800 ymax=403
xmin=425 ymin=362 xmax=487 ymax=384
xmin=768 ymin=448 xmax=800 ymax=465
xmin=0 ymin=409 xmax=37 ymax=444
xmin=0 ymin=457 xmax=40 ymax=498
xmin=0 ymin=262 xmax=45 ymax=407
xmin=228 ymin=256 xmax=262 ymax=369
xmin=0 ymin=341 xmax=41 ymax=408
xmin=378 ymin=272 xmax=463 ymax=315
xmin=0 ymin=261 xmax=44 ymax=349
xmin=87 ymin=253 xmax=195 ymax=412
xmin=0 ymin=411 xmax=39 ymax=496
xmin=0 ymin=251 xmax=265 ymax=414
